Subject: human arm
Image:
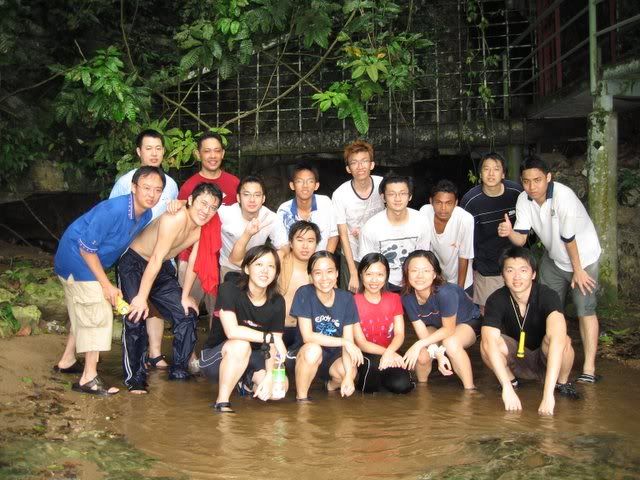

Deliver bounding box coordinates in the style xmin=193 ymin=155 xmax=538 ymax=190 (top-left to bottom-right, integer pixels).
xmin=228 ymin=218 xmax=260 ymax=267
xmin=480 ymin=325 xmax=522 ymax=412
xmin=353 ymin=322 xmax=387 ymax=355
xmin=337 ymin=224 xmax=360 ymax=293
xmin=253 ymin=332 xmax=287 ymax=401
xmin=79 ymin=249 xmax=121 ymax=306
xmin=403 ymin=316 xmax=456 ymax=370
xmin=457 ymin=258 xmax=469 ymax=289
xmin=326 ymin=235 xmax=339 ymax=253
xmin=538 ymin=311 xmax=567 ymax=415
xmin=379 ymin=314 xmax=406 ymax=369
xmin=498 ymin=213 xmax=528 ymax=246
xmin=565 ymin=239 xmax=596 ymax=295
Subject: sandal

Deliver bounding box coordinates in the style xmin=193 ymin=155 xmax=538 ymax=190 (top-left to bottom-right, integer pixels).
xmin=555 ymin=382 xmax=581 ymax=399
xmin=296 ymin=397 xmax=313 ymax=403
xmin=72 ymin=376 xmax=119 ymax=396
xmin=127 ymin=381 xmax=148 ymax=394
xmin=576 ymin=373 xmax=601 ymax=384
xmin=146 ymin=354 xmax=169 ymax=370
xmin=213 ymin=402 xmax=235 ymax=413
xmin=52 ymin=361 xmax=84 ymax=374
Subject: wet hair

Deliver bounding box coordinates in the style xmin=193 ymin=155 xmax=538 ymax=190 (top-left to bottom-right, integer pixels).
xmin=430 ymin=179 xmax=458 ymax=200
xmin=520 ymin=155 xmax=550 ymax=175
xmin=499 ymin=246 xmax=538 ymax=272
xmin=236 ymin=175 xmax=266 ymax=195
xmin=343 ymin=140 xmax=374 ymax=166
xmin=290 ymin=161 xmax=319 ymax=183
xmin=190 ymin=182 xmax=223 ymax=205
xmin=197 ymin=131 xmax=225 ymax=150
xmin=133 ymin=166 xmax=166 ymax=189
xmin=401 ymin=250 xmax=445 ymax=296
xmin=136 ymin=129 xmax=164 ymax=149
xmin=238 ymin=244 xmax=281 ymax=301
xmin=357 ymin=253 xmax=390 ymax=294
xmin=288 ymin=220 xmax=321 ymax=244
xmin=479 ymin=152 xmax=507 ymax=173
xmin=379 ymin=173 xmax=414 ymax=196
xmin=307 ymin=250 xmax=339 ymax=276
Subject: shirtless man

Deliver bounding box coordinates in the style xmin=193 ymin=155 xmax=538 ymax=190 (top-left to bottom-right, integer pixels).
xmin=118 ymin=183 xmax=223 ymax=392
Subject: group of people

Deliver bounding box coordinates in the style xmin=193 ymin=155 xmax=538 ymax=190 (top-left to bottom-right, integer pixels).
xmin=52 ymin=131 xmax=602 ymax=416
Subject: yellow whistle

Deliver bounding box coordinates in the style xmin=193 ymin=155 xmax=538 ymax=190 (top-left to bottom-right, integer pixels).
xmin=517 ymin=331 xmax=526 ymax=358
xmin=115 ymin=298 xmax=130 ymax=315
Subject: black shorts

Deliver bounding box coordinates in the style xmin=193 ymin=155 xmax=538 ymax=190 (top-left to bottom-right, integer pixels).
xmin=317 ymin=346 xmax=343 ymax=381
xmin=199 ymin=342 xmax=266 ymax=383
xmin=503 ymin=335 xmax=547 ymax=382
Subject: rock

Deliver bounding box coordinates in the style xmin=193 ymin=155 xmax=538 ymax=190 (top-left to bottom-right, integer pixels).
xmin=11 ymin=305 xmax=42 ymax=334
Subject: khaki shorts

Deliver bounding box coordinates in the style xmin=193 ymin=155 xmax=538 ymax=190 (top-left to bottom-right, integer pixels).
xmin=177 ymin=261 xmax=216 ymax=314
xmin=59 ymin=275 xmax=113 ymax=353
xmin=503 ymin=334 xmax=547 ymax=382
xmin=473 ymin=271 xmax=505 ymax=306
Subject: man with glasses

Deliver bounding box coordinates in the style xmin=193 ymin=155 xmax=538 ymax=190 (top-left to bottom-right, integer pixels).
xmin=109 ymin=129 xmax=179 ymax=370
xmin=219 ymin=175 xmax=278 ymax=281
xmin=118 ymin=183 xmax=223 ymax=393
xmin=273 ymin=161 xmax=338 ymax=252
xmin=359 ymin=174 xmax=431 ymax=291
xmin=332 ymin=140 xmax=385 ymax=292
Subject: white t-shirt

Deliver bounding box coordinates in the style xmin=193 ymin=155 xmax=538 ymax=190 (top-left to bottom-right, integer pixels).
xmin=359 ymin=209 xmax=432 ymax=286
xmin=513 ymin=181 xmax=601 ymax=272
xmin=273 ymin=194 xmax=337 ymax=250
xmin=109 ymin=168 xmax=179 ymax=222
xmin=420 ymin=205 xmax=474 ymax=289
xmin=332 ymin=175 xmax=385 ymax=260
xmin=218 ymin=204 xmax=277 ymax=271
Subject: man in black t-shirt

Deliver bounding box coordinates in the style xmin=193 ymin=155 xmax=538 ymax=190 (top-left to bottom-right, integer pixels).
xmin=461 ymin=152 xmax=522 ymax=313
xmin=480 ymin=246 xmax=578 ymax=416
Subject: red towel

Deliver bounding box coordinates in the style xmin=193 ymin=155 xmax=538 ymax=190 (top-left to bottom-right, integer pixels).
xmin=193 ymin=214 xmax=222 ymax=295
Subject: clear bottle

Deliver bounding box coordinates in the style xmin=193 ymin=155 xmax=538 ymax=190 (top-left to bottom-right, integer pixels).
xmin=271 ymin=353 xmax=287 ymax=400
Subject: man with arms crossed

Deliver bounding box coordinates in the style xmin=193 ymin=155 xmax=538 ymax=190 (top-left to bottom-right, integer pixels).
xmin=359 ymin=174 xmax=431 ymax=291
xmin=481 ymin=246 xmax=579 ymax=415
xmin=332 ymin=140 xmax=385 ymax=292
xmin=499 ymin=156 xmax=601 ymax=384
xmin=110 ymin=129 xmax=179 ymax=369
xmin=420 ymin=179 xmax=474 ymax=291
xmin=119 ymin=183 xmax=222 ymax=392
xmin=54 ymin=166 xmax=165 ymax=395
xmin=461 ymin=152 xmax=522 ymax=314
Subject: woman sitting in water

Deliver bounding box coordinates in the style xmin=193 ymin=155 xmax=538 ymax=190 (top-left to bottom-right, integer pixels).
xmin=401 ymin=250 xmax=480 ymax=390
xmin=353 ymin=253 xmax=413 ymax=394
xmin=197 ymin=244 xmax=288 ymax=413
xmin=291 ymin=251 xmax=363 ymax=401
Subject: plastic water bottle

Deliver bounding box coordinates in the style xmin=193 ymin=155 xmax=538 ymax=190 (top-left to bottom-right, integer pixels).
xmin=272 ymin=354 xmax=286 ymax=400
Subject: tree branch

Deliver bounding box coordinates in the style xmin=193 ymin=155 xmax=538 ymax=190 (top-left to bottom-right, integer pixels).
xmin=21 ymin=200 xmax=59 ymax=242
xmin=120 ymin=0 xmax=137 ymax=75
xmin=0 ymin=70 xmax=66 ymax=105
xmin=155 ymin=91 xmax=214 ymax=131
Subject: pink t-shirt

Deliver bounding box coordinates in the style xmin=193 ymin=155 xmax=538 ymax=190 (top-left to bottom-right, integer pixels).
xmin=354 ymin=291 xmax=403 ymax=348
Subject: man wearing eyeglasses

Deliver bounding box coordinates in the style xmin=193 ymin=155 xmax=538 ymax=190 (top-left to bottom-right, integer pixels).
xmin=118 ymin=183 xmax=223 ymax=393
xmin=272 ymin=161 xmax=338 ymax=252
xmin=359 ymin=174 xmax=431 ymax=291
xmin=332 ymin=141 xmax=385 ymax=292
xmin=218 ymin=175 xmax=278 ymax=281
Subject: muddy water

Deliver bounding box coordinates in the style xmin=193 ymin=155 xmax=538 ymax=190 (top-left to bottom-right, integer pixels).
xmin=97 ymin=341 xmax=640 ymax=480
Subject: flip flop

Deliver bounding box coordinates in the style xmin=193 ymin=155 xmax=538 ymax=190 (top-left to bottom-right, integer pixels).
xmin=72 ymin=376 xmax=119 ymax=396
xmin=145 ymin=355 xmax=169 ymax=370
xmin=576 ymin=373 xmax=601 ymax=384
xmin=213 ymin=402 xmax=235 ymax=413
xmin=127 ymin=381 xmax=148 ymax=394
xmin=52 ymin=362 xmax=84 ymax=374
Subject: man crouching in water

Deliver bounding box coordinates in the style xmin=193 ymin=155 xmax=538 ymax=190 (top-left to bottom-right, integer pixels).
xmin=119 ymin=183 xmax=222 ymax=392
xmin=481 ymin=246 xmax=579 ymax=415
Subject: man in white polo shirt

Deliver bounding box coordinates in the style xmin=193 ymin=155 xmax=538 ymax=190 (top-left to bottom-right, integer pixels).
xmin=499 ymin=155 xmax=601 ymax=384
xmin=359 ymin=174 xmax=431 ymax=291
xmin=222 ymin=175 xmax=277 ymax=279
xmin=420 ymin=179 xmax=474 ymax=292
xmin=332 ymin=140 xmax=385 ymax=292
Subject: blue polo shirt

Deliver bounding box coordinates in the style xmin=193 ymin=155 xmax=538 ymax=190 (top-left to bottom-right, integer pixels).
xmin=54 ymin=193 xmax=152 ymax=281
xmin=402 ymin=283 xmax=480 ymax=328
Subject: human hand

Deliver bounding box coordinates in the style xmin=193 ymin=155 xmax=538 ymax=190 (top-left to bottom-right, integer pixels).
xmin=181 ymin=295 xmax=199 ymax=316
xmin=274 ymin=335 xmax=288 ymax=361
xmin=379 ymin=349 xmax=404 ymax=369
xmin=538 ymin=395 xmax=555 ymax=416
xmin=340 ymin=378 xmax=355 ymax=397
xmin=501 ymin=385 xmax=522 ymax=412
xmin=343 ymin=341 xmax=363 ymax=367
xmin=102 ymin=283 xmax=122 ymax=307
xmin=435 ymin=352 xmax=454 ymax=376
xmin=350 ymin=227 xmax=361 ymax=239
xmin=253 ymin=374 xmax=273 ymax=402
xmin=127 ymin=295 xmax=149 ymax=323
xmin=347 ymin=274 xmax=360 ymax=294
xmin=245 ymin=218 xmax=261 ymax=236
xmin=497 ymin=213 xmax=513 ymax=238
xmin=402 ymin=341 xmax=424 ymax=371
xmin=166 ymin=199 xmax=185 ymax=214
xmin=571 ymin=269 xmax=596 ymax=295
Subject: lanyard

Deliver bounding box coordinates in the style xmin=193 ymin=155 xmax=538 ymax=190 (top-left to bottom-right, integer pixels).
xmin=509 ymin=296 xmax=529 ymax=358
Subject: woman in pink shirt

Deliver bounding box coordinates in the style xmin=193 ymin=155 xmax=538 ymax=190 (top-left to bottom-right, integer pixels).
xmin=353 ymin=253 xmax=413 ymax=394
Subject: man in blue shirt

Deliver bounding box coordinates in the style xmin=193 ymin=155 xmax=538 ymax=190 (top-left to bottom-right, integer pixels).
xmin=109 ymin=129 xmax=179 ymax=369
xmin=53 ymin=166 xmax=165 ymax=395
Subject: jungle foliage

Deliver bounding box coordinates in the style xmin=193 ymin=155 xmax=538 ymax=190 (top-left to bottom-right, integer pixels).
xmin=0 ymin=0 xmax=435 ymax=187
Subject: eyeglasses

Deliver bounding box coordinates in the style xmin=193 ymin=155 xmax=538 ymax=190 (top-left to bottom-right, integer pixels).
xmin=293 ymin=179 xmax=317 ymax=186
xmin=385 ymin=191 xmax=410 ymax=198
xmin=136 ymin=184 xmax=163 ymax=196
xmin=194 ymin=198 xmax=219 ymax=213
xmin=348 ymin=159 xmax=371 ymax=167
xmin=241 ymin=192 xmax=264 ymax=200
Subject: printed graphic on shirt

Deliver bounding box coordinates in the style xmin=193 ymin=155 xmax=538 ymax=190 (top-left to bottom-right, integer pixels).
xmin=314 ymin=314 xmax=340 ymax=336
xmin=379 ymin=236 xmax=418 ymax=272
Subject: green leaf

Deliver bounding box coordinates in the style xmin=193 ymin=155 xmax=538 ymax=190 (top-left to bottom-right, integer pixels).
xmin=180 ymin=47 xmax=202 ymax=71
xmin=352 ymin=65 xmax=365 ymax=79
xmin=81 ymin=71 xmax=91 ymax=87
xmin=350 ymin=101 xmax=369 ymax=134
xmin=366 ymin=64 xmax=378 ymax=82
xmin=230 ymin=20 xmax=240 ymax=35
xmin=319 ymin=99 xmax=332 ymax=111
xmin=219 ymin=18 xmax=232 ymax=34
xmin=211 ymin=40 xmax=223 ymax=60
xmin=202 ymin=23 xmax=214 ymax=40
